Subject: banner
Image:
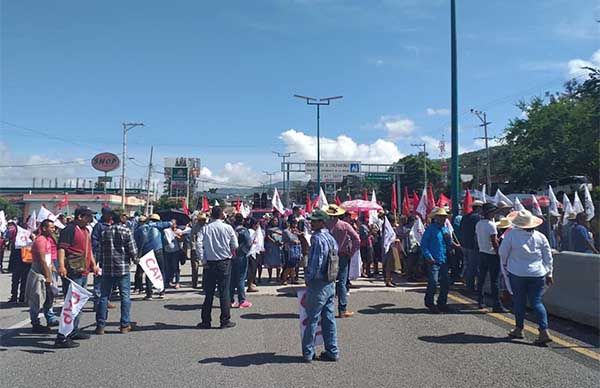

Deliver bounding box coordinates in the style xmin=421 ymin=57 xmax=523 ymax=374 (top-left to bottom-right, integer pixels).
xmin=37 ymin=206 xmax=52 ymax=223
xmin=271 ymin=188 xmax=285 ymax=215
xmin=297 ymin=288 xmax=323 ymax=346
xmin=15 ymin=226 xmax=32 ymax=248
xmin=139 ymin=250 xmax=165 ymax=292
xmin=348 ymin=249 xmax=362 ymax=281
xmin=58 ymin=278 xmax=93 ymax=337
xmin=0 ymin=210 xmax=6 ymax=233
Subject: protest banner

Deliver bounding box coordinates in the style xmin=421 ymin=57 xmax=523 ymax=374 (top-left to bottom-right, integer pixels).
xmin=59 ymin=278 xmax=93 ymax=337
xmin=139 ymin=250 xmax=165 ymax=291
xmin=297 ymin=288 xmax=323 ymax=346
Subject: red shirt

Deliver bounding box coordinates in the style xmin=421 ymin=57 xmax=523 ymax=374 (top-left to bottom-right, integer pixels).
xmin=58 ymin=224 xmax=93 ymax=275
xmin=327 ymin=219 xmax=360 ymax=257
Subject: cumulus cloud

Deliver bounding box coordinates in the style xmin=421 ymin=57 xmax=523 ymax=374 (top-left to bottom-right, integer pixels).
xmin=426 ymin=108 xmax=450 ymax=116
xmin=373 ymin=115 xmax=416 ymax=140
xmin=280 ymin=129 xmax=403 ymax=164
xmin=567 ymin=49 xmax=600 ymax=78
xmin=199 ymin=162 xmax=262 ymax=188
xmin=473 ymin=137 xmax=502 ymax=149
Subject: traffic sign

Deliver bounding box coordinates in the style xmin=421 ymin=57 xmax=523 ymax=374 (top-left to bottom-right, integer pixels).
xmin=365 ymin=173 xmax=393 ymax=182
xmin=305 ymin=160 xmax=361 ymax=183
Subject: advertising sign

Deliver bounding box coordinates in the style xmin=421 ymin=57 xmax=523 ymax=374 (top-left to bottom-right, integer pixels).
xmin=92 ymin=152 xmax=120 ymax=172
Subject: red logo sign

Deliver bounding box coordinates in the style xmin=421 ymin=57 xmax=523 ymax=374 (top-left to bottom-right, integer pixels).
xmin=91 ymin=152 xmax=120 ymax=172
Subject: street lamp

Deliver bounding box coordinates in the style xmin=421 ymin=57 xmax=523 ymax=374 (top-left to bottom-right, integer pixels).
xmin=411 ymin=143 xmax=427 ymax=189
xmin=263 ymin=170 xmax=277 ymax=193
xmin=471 ymin=109 xmax=493 ymax=191
xmin=121 ymin=122 xmax=144 ymax=210
xmin=273 ymin=151 xmax=296 ymax=207
xmin=293 ymin=94 xmax=343 ymax=195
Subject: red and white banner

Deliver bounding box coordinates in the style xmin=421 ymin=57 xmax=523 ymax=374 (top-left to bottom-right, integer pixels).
xmin=15 ymin=226 xmax=32 ymax=248
xmin=297 ymin=288 xmax=323 ymax=346
xmin=59 ymin=278 xmax=93 ymax=337
xmin=139 ymin=250 xmax=165 ymax=292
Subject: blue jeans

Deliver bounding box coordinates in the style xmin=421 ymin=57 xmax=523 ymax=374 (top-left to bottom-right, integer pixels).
xmin=165 ymin=251 xmax=181 ymax=285
xmin=95 ymin=274 xmax=132 ymax=328
xmin=463 ymin=248 xmax=480 ymax=290
xmin=302 ymin=280 xmax=339 ymax=361
xmin=425 ymin=262 xmax=449 ymax=307
xmin=336 ymin=255 xmax=350 ymax=314
xmin=478 ymin=253 xmax=501 ymax=307
xmin=230 ymin=256 xmax=248 ymax=303
xmin=509 ymin=273 xmax=548 ymax=330
xmin=58 ymin=275 xmax=88 ymax=339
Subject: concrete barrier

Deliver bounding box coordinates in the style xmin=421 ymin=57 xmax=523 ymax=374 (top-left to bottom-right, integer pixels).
xmin=543 ymin=251 xmax=600 ymax=329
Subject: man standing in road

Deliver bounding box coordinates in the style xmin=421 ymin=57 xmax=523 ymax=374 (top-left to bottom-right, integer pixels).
xmin=91 ymin=207 xmax=114 ymax=311
xmin=458 ymin=200 xmax=483 ymax=291
xmin=190 ymin=212 xmax=208 ymax=289
xmin=325 ymin=205 xmax=360 ymax=318
xmin=136 ymin=214 xmax=172 ymax=299
xmin=302 ymin=209 xmax=339 ymax=362
xmin=95 ymin=211 xmax=138 ymax=335
xmin=197 ymin=206 xmax=239 ymax=329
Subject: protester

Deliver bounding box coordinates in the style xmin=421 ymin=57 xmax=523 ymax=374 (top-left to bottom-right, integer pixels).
xmin=0 ymin=231 xmax=7 ymax=273
xmin=264 ymin=217 xmax=283 ymax=282
xmin=133 ymin=215 xmax=148 ymax=293
xmin=197 ymin=206 xmax=238 ymax=329
xmin=245 ymin=217 xmax=260 ymax=293
xmin=421 ymin=207 xmax=457 ymax=313
xmin=561 ymin=213 xmax=577 ymax=251
xmin=8 ymin=219 xmax=31 ymax=304
xmin=91 ymin=207 xmax=114 ymax=311
xmin=136 ymin=214 xmax=172 ymax=299
xmin=95 ymin=211 xmax=138 ymax=335
xmin=570 ymin=212 xmax=599 ymax=254
xmin=164 ymin=219 xmax=184 ymax=289
xmin=399 ymin=216 xmax=421 ymax=282
xmin=325 ymin=204 xmax=360 ymax=318
xmin=458 ymin=200 xmax=483 ymax=291
xmin=382 ymin=213 xmax=401 ymax=288
xmin=26 ymin=219 xmax=59 ymax=333
xmin=281 ymin=218 xmax=302 ymax=285
xmin=190 ymin=213 xmax=207 ymax=289
xmin=358 ymin=215 xmax=374 ymax=278
xmin=230 ymin=213 xmax=252 ymax=308
xmin=500 ymin=210 xmax=554 ymax=344
xmin=55 ymin=207 xmax=100 ymax=348
xmin=302 ymin=209 xmax=339 ymax=363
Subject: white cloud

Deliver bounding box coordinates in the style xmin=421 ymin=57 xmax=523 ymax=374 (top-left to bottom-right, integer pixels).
xmin=567 ymin=49 xmax=600 ymax=78
xmin=200 ymin=162 xmax=262 ymax=188
xmin=473 ymin=137 xmax=502 ymax=149
xmin=373 ymin=115 xmax=416 ymax=139
xmin=426 ymin=108 xmax=450 ymax=116
xmin=280 ymin=129 xmax=403 ymax=164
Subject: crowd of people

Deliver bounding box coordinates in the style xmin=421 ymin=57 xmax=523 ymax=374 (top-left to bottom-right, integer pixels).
xmin=0 ymin=192 xmax=597 ymax=359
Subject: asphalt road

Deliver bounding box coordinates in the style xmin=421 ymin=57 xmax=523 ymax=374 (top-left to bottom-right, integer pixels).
xmin=1 ymin=289 xmax=598 ymax=388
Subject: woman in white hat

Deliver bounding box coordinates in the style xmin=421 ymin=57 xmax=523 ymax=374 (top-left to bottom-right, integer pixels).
xmin=499 ymin=210 xmax=553 ymax=344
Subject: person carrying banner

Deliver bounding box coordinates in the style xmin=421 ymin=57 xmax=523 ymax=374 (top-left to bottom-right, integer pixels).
xmin=55 ymin=207 xmax=100 ymax=348
xmin=26 ymin=219 xmax=59 ymax=333
xmin=95 ymin=211 xmax=138 ymax=335
xmin=136 ymin=214 xmax=172 ymax=299
xmin=302 ymin=209 xmax=339 ymax=362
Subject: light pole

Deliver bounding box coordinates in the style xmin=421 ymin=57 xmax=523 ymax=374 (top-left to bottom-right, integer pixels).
xmin=293 ymin=94 xmax=343 ymax=195
xmin=450 ymin=0 xmax=460 ymax=217
xmin=411 ymin=143 xmax=427 ymax=188
xmin=273 ymin=151 xmax=296 ymax=207
xmin=263 ymin=170 xmax=277 ymax=194
xmin=121 ymin=122 xmax=144 ymax=210
xmin=471 ymin=109 xmax=493 ymax=190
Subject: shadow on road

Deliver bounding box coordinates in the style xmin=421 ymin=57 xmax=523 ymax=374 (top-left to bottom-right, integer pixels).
xmin=418 ymin=332 xmax=531 ymax=346
xmin=163 ymin=304 xmax=203 ymax=311
xmin=0 ymin=328 xmax=57 ymax=353
xmin=199 ymin=352 xmax=303 ymax=366
xmin=357 ymin=303 xmax=486 ymax=316
xmin=240 ymin=313 xmax=299 ymax=320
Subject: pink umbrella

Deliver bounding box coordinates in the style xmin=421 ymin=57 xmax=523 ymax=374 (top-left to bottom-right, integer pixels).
xmin=341 ymin=200 xmax=383 ymax=212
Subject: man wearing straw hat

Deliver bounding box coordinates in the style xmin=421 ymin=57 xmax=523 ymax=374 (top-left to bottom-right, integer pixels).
xmin=421 ymin=207 xmax=456 ymax=313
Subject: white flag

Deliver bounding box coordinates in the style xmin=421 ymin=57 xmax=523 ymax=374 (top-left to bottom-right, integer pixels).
xmin=0 ymin=210 xmax=7 ymax=233
xmin=297 ymin=288 xmax=323 ymax=346
xmin=411 ymin=216 xmax=425 ymax=244
xmin=271 ymin=187 xmax=285 ymax=214
xmin=383 ymin=217 xmax=396 ymax=254
xmin=583 ymin=185 xmax=595 ymax=221
xmin=369 ymin=190 xmax=379 ymax=226
xmin=562 ymin=193 xmax=574 ymax=225
xmin=513 ymin=197 xmax=525 ymax=212
xmin=317 ymin=187 xmax=329 ymax=210
xmin=241 ymin=203 xmax=251 ymax=218
xmin=548 ymin=185 xmax=560 ymax=217
xmin=493 ymin=189 xmax=513 ymax=206
xmin=58 ymin=278 xmax=93 ymax=337
xmin=572 ymin=191 xmax=584 ymax=214
xmin=481 ymin=185 xmax=487 ymax=203
xmin=415 ymin=187 xmax=428 ymax=220
xmin=48 ymin=213 xmax=66 ymax=229
xmin=27 ymin=210 xmax=37 ymax=231
xmin=37 ymin=206 xmax=52 ymax=223
xmin=444 ymin=218 xmax=454 ymax=235
xmin=531 ymin=195 xmax=543 ymax=217
xmin=138 ymin=250 xmax=165 ymax=292
xmin=15 ymin=226 xmax=32 ymax=248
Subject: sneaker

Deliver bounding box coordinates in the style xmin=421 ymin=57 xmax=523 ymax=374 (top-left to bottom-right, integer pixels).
xmin=47 ymin=320 xmax=59 ymax=327
xmin=71 ymin=331 xmax=91 ymax=340
xmin=239 ymin=301 xmax=253 ymax=309
xmin=534 ymin=329 xmax=553 ymax=345
xmin=55 ymin=338 xmax=80 ymax=349
xmin=508 ymin=328 xmax=524 ymax=339
xmin=231 ymin=301 xmax=240 ymax=308
xmin=246 ymin=285 xmax=259 ymax=293
xmin=319 ymin=351 xmax=339 ymax=362
xmin=120 ymin=325 xmax=134 ymax=334
xmin=31 ymin=324 xmax=51 ymax=334
xmin=220 ymin=321 xmax=236 ymax=329
xmin=94 ymin=326 xmax=105 ymax=335
xmin=338 ymin=311 xmax=354 ymax=318
xmin=157 ymin=293 xmax=165 ymax=299
xmin=107 ymin=303 xmax=117 ymax=309
xmin=196 ymin=322 xmax=211 ymax=329
xmin=303 ymin=354 xmax=317 ymax=363
xmin=144 ymin=295 xmax=153 ymax=300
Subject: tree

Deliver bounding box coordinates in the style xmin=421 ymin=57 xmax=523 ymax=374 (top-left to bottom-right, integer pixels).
xmin=0 ymin=197 xmax=21 ymax=220
xmin=153 ymin=196 xmax=182 ymax=211
xmin=392 ymin=154 xmax=443 ymax=193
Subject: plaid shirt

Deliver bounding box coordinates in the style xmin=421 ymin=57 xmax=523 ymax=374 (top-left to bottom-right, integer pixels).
xmin=100 ymin=224 xmax=138 ymax=276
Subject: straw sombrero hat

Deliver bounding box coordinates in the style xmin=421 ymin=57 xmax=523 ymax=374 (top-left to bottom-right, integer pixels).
xmin=149 ymin=213 xmax=161 ymax=221
xmin=429 ymin=207 xmax=449 ymax=218
xmin=324 ymin=204 xmax=346 ymax=217
xmin=507 ymin=210 xmax=543 ymax=229
xmin=496 ymin=217 xmax=512 ymax=229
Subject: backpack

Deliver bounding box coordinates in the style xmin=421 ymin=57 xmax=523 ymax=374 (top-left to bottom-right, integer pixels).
xmin=325 ymin=237 xmax=339 ymax=283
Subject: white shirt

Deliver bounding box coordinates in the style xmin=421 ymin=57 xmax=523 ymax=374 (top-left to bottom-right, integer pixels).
xmin=199 ymin=219 xmax=238 ymax=263
xmin=476 ymin=219 xmax=497 ymax=254
xmin=499 ymin=228 xmax=553 ymax=277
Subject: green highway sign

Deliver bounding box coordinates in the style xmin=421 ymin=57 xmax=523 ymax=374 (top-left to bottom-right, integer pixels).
xmin=365 ymin=173 xmax=393 ymax=182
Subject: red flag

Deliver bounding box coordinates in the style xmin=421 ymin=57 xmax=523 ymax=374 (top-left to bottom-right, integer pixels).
xmin=437 ymin=193 xmax=451 ymax=208
xmin=391 ymin=184 xmax=398 ymax=214
xmin=402 ymin=187 xmax=410 ymax=216
xmin=201 ymin=196 xmax=210 ymax=212
xmin=181 ymin=197 xmax=189 ymax=215
xmin=362 ymin=190 xmax=368 ymax=201
xmin=412 ymin=191 xmax=420 ymax=215
xmin=312 ymin=196 xmax=320 ymax=210
xmin=463 ymin=190 xmax=473 ymax=214
xmin=426 ymin=185 xmax=435 ymax=213
xmin=235 ymin=197 xmax=241 ymax=212
xmin=335 ymin=196 xmax=341 ymax=206
xmin=305 ymin=194 xmax=312 ymax=213
xmin=56 ymin=194 xmax=68 ymax=210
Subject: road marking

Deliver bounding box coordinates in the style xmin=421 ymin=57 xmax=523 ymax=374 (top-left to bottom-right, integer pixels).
xmin=447 ymin=293 xmax=600 ymax=362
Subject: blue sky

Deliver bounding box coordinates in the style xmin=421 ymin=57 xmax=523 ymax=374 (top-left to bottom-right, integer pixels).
xmin=1 ymin=0 xmax=598 ymax=188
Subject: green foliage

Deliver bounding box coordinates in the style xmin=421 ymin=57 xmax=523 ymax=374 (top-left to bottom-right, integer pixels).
xmin=393 ymin=154 xmax=443 ymax=192
xmin=503 ymin=70 xmax=599 ymax=191
xmin=153 ymin=195 xmax=182 ymax=211
xmin=0 ymin=196 xmax=21 ymax=219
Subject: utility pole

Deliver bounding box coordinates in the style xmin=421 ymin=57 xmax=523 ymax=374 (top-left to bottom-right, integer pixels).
xmin=471 ymin=109 xmax=493 ymax=190
xmin=263 ymin=171 xmax=277 ymax=194
xmin=121 ymin=122 xmax=144 ymax=210
xmin=450 ymin=0 xmax=460 ymax=217
xmin=294 ymin=94 xmax=343 ymax=195
xmin=411 ymin=143 xmax=427 ymax=188
xmin=273 ymin=151 xmax=296 ymax=207
xmin=145 ymin=146 xmax=153 ymax=216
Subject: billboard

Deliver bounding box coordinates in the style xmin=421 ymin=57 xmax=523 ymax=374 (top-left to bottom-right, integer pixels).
xmin=164 ymin=157 xmax=201 ymax=198
xmin=305 ymin=160 xmax=361 ymax=183
xmin=92 ymin=152 xmax=120 ymax=172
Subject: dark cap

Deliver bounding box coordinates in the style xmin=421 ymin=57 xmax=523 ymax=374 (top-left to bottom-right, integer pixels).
xmin=482 ymin=203 xmax=498 ymax=216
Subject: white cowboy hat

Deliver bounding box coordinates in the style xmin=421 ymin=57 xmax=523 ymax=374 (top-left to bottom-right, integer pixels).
xmin=507 ymin=210 xmax=543 ymax=229
xmin=429 ymin=207 xmax=449 ymax=218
